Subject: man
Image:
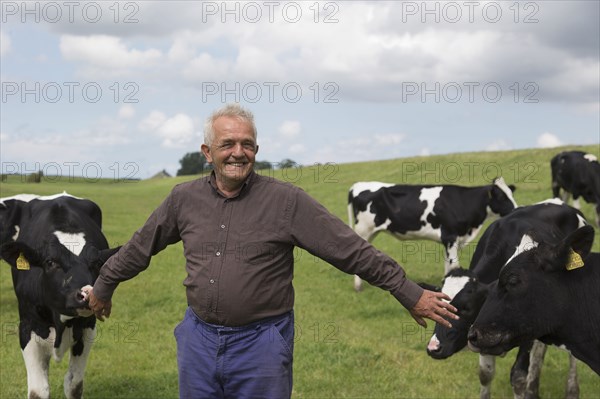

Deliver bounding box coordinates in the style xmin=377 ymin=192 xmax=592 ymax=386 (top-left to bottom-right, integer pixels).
xmin=87 ymin=103 xmax=458 ymax=399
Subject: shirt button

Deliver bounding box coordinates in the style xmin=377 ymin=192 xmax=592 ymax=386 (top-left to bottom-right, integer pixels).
xmin=216 ymin=251 xmax=221 ymax=256
xmin=209 ymin=279 xmax=215 ymax=284
xmin=220 ymin=224 xmax=226 ymax=229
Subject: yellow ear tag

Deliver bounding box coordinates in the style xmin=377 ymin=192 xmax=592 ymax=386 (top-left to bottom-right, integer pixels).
xmin=565 ymin=249 xmax=584 ymax=271
xmin=16 ymin=253 xmax=30 ymax=270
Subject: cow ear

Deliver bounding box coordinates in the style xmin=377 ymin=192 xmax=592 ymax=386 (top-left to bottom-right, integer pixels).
xmin=98 ymin=246 xmax=121 ymax=265
xmin=0 ymin=241 xmax=41 ymax=270
xmin=418 ymin=282 xmax=441 ymax=292
xmin=84 ymin=246 xmax=121 ymax=271
xmin=544 ymin=226 xmax=595 ymax=272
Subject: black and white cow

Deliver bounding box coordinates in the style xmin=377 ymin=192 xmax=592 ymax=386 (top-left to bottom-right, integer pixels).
xmin=468 ymin=224 xmax=600 ymax=376
xmin=348 ymin=177 xmax=517 ymax=291
xmin=551 ymin=150 xmax=600 ymax=226
xmin=0 ymin=193 xmax=119 ymax=399
xmin=425 ymin=201 xmax=587 ymax=398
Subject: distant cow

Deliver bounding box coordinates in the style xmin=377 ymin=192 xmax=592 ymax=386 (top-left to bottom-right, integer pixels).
xmin=348 ymin=177 xmax=516 ymax=291
xmin=551 ymin=150 xmax=600 ymax=225
xmin=425 ymin=201 xmax=586 ymax=398
xmin=0 ymin=193 xmax=119 ymax=399
xmin=468 ymin=224 xmax=600 ymax=376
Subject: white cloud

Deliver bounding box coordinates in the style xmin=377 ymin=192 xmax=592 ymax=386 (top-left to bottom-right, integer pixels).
xmin=537 ymin=132 xmax=563 ymax=148
xmin=59 ymin=35 xmax=162 ymax=76
xmin=374 ymin=133 xmax=405 ymax=145
xmin=118 ymin=105 xmax=136 ymax=119
xmin=0 ymin=31 xmax=11 ymax=56
xmin=139 ymin=111 xmax=198 ymax=148
xmin=486 ymin=139 xmax=513 ymax=152
xmin=279 ymin=120 xmax=301 ymax=139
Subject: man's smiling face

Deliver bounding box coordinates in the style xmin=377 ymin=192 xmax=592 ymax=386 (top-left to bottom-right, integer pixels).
xmin=202 ymin=116 xmax=258 ymax=195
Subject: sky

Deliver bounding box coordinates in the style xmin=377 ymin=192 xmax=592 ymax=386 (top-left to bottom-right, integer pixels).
xmin=1 ymin=0 xmax=599 ymax=180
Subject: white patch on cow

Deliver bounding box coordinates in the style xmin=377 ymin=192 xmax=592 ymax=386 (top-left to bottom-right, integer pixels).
xmin=60 ymin=314 xmax=75 ymax=323
xmin=412 ymin=186 xmax=443 ymax=241
xmin=535 ymin=198 xmax=564 ymax=206
xmin=22 ymin=330 xmax=55 ymax=398
xmin=53 ymin=231 xmax=86 ymax=256
xmin=584 ymin=153 xmax=598 ymax=162
xmin=427 ymin=334 xmax=440 ymax=352
xmin=504 ymin=234 xmax=539 ymax=266
xmin=350 ymin=181 xmax=394 ymax=197
xmin=0 ymin=192 xmax=82 ymax=206
xmin=0 ymin=193 xmax=40 ymax=206
xmin=493 ymin=177 xmax=518 ymax=209
xmin=39 ymin=191 xmax=82 ymax=201
xmin=12 ymin=225 xmax=20 ymax=241
xmin=354 ymin=202 xmax=392 ymax=241
xmin=441 ymin=275 xmax=471 ymax=300
xmin=577 ymin=214 xmax=588 ymax=228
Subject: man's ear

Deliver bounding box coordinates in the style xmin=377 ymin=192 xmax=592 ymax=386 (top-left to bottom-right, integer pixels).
xmin=201 ymin=144 xmax=213 ymax=163
xmin=0 ymin=241 xmax=41 ymax=270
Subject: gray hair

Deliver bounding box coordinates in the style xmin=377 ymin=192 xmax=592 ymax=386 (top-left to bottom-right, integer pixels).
xmin=203 ymin=103 xmax=257 ymax=146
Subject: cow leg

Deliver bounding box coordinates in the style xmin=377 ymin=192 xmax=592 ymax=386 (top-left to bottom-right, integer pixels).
xmin=565 ymin=354 xmax=579 ymax=399
xmin=354 ymin=233 xmax=376 ymax=292
xmin=524 ymin=340 xmax=546 ymax=399
xmin=22 ymin=331 xmax=54 ymax=399
xmin=354 ymin=274 xmax=363 ymax=292
xmin=64 ymin=327 xmax=96 ymax=399
xmin=478 ymin=354 xmax=495 ymax=399
xmin=510 ymin=342 xmax=532 ymax=399
xmin=443 ymin=240 xmax=460 ymax=274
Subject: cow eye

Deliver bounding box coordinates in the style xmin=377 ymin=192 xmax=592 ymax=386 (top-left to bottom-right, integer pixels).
xmin=45 ymin=259 xmax=61 ymax=270
xmin=506 ymin=274 xmax=520 ymax=287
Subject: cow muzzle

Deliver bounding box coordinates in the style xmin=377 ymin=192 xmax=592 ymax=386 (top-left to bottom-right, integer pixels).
xmin=467 ymin=327 xmax=508 ymax=356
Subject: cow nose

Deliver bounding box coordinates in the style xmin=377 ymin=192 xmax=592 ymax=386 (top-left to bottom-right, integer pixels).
xmin=467 ymin=328 xmax=480 ymax=345
xmin=75 ymin=290 xmax=90 ymax=308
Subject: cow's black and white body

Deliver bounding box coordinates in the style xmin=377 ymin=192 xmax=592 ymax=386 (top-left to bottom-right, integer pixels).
xmin=0 ymin=193 xmax=118 ymax=399
xmin=468 ymin=225 xmax=600 ymax=376
xmin=348 ymin=177 xmax=517 ymax=291
xmin=551 ymin=150 xmax=600 ymax=226
xmin=425 ymin=201 xmax=587 ymax=398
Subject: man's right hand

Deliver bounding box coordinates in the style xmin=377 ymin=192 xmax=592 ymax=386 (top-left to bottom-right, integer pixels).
xmin=83 ymin=287 xmax=112 ymax=321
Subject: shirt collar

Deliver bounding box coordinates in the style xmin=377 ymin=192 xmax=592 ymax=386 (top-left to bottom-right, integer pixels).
xmin=209 ymin=170 xmax=256 ymax=199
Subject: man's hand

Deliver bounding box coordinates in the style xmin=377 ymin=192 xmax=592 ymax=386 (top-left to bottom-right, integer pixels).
xmin=82 ymin=286 xmax=112 ymax=321
xmin=409 ymin=290 xmax=458 ymax=328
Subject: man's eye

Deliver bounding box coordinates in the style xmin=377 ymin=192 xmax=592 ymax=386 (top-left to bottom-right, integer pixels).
xmin=243 ymin=143 xmax=256 ymax=150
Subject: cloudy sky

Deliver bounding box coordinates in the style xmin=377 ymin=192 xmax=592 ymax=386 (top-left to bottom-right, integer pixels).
xmin=1 ymin=1 xmax=598 ymax=179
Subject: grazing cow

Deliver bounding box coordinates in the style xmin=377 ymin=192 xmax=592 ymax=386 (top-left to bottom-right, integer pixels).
xmin=468 ymin=225 xmax=600 ymax=376
xmin=348 ymin=177 xmax=517 ymax=291
xmin=425 ymin=201 xmax=587 ymax=398
xmin=0 ymin=193 xmax=119 ymax=399
xmin=551 ymin=150 xmax=600 ymax=226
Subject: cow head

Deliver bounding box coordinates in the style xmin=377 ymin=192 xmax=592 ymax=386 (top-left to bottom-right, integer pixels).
xmin=467 ymin=225 xmax=595 ymax=356
xmin=488 ymin=177 xmax=517 ymax=217
xmin=1 ymin=236 xmax=119 ymax=318
xmin=426 ymin=268 xmax=489 ymax=359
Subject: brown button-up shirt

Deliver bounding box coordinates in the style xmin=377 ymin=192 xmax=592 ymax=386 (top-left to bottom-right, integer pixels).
xmin=93 ymin=171 xmax=423 ymax=326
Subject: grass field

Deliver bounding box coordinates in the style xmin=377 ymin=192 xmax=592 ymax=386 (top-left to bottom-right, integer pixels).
xmin=1 ymin=145 xmax=599 ymax=398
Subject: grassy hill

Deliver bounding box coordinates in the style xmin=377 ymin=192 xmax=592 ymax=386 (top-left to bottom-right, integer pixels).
xmin=1 ymin=145 xmax=599 ymax=398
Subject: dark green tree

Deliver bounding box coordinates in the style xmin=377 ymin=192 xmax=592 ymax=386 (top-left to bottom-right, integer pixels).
xmin=278 ymin=159 xmax=297 ymax=169
xmin=177 ymin=152 xmax=209 ymax=176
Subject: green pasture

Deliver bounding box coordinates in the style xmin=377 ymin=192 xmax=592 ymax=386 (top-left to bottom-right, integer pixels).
xmin=1 ymin=145 xmax=599 ymax=398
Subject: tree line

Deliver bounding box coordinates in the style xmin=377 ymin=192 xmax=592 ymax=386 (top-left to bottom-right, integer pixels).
xmin=177 ymin=152 xmax=297 ymax=176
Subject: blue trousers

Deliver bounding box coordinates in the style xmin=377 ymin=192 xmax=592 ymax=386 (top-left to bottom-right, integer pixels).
xmin=174 ymin=307 xmax=294 ymax=399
